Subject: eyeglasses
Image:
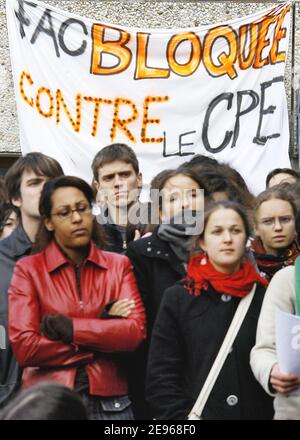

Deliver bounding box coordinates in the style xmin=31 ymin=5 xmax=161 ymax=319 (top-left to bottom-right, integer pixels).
xmin=259 ymin=215 xmax=294 ymax=227
xmin=51 ymin=204 xmax=92 ymax=221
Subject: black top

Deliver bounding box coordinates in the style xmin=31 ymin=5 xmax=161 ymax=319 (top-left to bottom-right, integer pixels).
xmin=126 ymin=227 xmax=186 ymax=332
xmin=125 ymin=227 xmax=186 ymax=419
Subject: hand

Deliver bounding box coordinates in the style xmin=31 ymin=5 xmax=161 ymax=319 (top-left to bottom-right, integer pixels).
xmin=40 ymin=315 xmax=61 ymax=340
xmin=41 ymin=315 xmax=73 ymax=344
xmin=269 ymin=363 xmax=300 ymax=395
xmin=134 ymin=230 xmax=141 ymax=241
xmin=134 ymin=230 xmax=152 ymax=241
xmin=108 ymin=299 xmax=135 ymax=318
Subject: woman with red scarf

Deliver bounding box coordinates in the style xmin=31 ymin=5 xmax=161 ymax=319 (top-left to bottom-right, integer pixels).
xmin=146 ymin=200 xmax=274 ymax=420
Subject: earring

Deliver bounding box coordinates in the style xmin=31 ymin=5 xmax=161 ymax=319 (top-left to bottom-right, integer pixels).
xmin=201 ymin=253 xmax=207 ymax=265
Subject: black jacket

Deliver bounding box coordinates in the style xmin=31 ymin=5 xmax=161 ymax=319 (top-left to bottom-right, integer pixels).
xmin=126 ymin=227 xmax=186 ymax=332
xmin=125 ymin=227 xmax=186 ymax=419
xmin=0 ymin=225 xmax=32 ymax=406
xmin=101 ymin=203 xmax=151 ymax=254
xmin=103 ymin=222 xmax=127 ymax=254
xmin=146 ymin=282 xmax=274 ymax=420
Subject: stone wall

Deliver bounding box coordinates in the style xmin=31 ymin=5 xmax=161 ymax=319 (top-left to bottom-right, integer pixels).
xmin=0 ymin=0 xmax=297 ymax=158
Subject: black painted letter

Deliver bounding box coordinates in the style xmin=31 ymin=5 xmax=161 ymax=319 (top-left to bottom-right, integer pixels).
xmin=253 ymin=76 xmax=283 ymax=145
xmin=14 ymin=0 xmax=37 ymax=38
xmin=58 ymin=18 xmax=88 ymax=56
xmin=232 ymin=90 xmax=259 ymax=148
xmin=30 ymin=9 xmax=60 ymax=57
xmin=202 ymin=93 xmax=233 ymax=153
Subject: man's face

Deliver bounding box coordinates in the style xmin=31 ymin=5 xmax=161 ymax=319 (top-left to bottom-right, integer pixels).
xmin=95 ymin=160 xmax=142 ymax=209
xmin=12 ymin=169 xmax=48 ymax=219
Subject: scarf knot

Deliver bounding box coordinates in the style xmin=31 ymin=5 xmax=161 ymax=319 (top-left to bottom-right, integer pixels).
xmin=251 ymin=238 xmax=300 ymax=281
xmin=184 ymin=253 xmax=268 ymax=298
xmin=157 ymin=210 xmax=202 ymax=263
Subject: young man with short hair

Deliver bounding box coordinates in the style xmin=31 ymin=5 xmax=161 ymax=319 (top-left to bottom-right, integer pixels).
xmin=92 ymin=143 xmax=143 ymax=253
xmin=0 ymin=152 xmax=63 ymax=406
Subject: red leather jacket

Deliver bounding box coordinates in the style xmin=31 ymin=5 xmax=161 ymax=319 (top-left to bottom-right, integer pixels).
xmin=8 ymin=240 xmax=146 ymax=396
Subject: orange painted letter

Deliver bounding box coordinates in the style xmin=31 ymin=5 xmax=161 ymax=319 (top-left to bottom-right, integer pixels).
xmin=203 ymin=26 xmax=238 ymax=79
xmin=141 ymin=96 xmax=169 ymax=143
xmin=56 ymin=90 xmax=81 ymax=132
xmin=84 ymin=97 xmax=113 ymax=137
xmin=111 ymin=98 xmax=138 ymax=142
xmin=238 ymin=23 xmax=259 ymax=70
xmin=253 ymin=16 xmax=277 ymax=69
xmin=167 ymin=32 xmax=201 ymax=77
xmin=91 ymin=24 xmax=132 ymax=75
xmin=270 ymin=6 xmax=289 ymax=64
xmin=36 ymin=87 xmax=54 ymax=118
xmin=135 ymin=33 xmax=170 ymax=79
xmin=19 ymin=71 xmax=34 ymax=107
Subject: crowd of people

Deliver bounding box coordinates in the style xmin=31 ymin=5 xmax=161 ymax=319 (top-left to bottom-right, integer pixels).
xmin=0 ymin=145 xmax=300 ymax=420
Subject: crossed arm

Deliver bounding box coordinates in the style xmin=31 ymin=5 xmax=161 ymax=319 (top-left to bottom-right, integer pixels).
xmin=8 ymin=259 xmax=146 ymax=367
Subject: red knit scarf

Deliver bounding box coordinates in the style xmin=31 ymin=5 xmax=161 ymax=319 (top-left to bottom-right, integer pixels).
xmin=185 ymin=254 xmax=268 ymax=297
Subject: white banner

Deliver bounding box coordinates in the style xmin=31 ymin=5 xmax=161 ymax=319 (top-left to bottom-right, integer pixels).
xmin=6 ymin=0 xmax=291 ymax=195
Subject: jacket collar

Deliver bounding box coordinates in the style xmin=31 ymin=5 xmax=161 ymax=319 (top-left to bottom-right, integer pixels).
xmin=0 ymin=224 xmax=32 ymax=259
xmin=138 ymin=227 xmax=174 ymax=254
xmin=132 ymin=227 xmax=186 ymax=276
xmin=45 ymin=240 xmax=108 ymax=272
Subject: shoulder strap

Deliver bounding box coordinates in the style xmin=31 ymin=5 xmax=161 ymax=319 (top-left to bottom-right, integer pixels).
xmin=294 ymin=257 xmax=300 ymax=316
xmin=188 ymin=283 xmax=256 ymax=420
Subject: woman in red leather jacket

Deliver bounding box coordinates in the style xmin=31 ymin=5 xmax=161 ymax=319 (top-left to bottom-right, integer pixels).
xmin=8 ymin=176 xmax=146 ymax=420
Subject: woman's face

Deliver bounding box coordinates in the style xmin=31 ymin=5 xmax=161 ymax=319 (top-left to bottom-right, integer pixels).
xmin=254 ymin=199 xmax=295 ymax=256
xmin=200 ymin=208 xmax=247 ymax=274
xmin=0 ymin=211 xmax=18 ymax=240
xmin=160 ymin=174 xmax=203 ymax=221
xmin=44 ymin=187 xmax=93 ymax=254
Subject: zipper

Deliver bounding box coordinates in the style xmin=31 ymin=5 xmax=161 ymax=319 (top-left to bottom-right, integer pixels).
xmin=74 ymin=265 xmax=84 ymax=311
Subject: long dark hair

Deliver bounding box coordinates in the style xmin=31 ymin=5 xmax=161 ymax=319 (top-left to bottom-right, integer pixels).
xmin=32 ymin=176 xmax=106 ymax=253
